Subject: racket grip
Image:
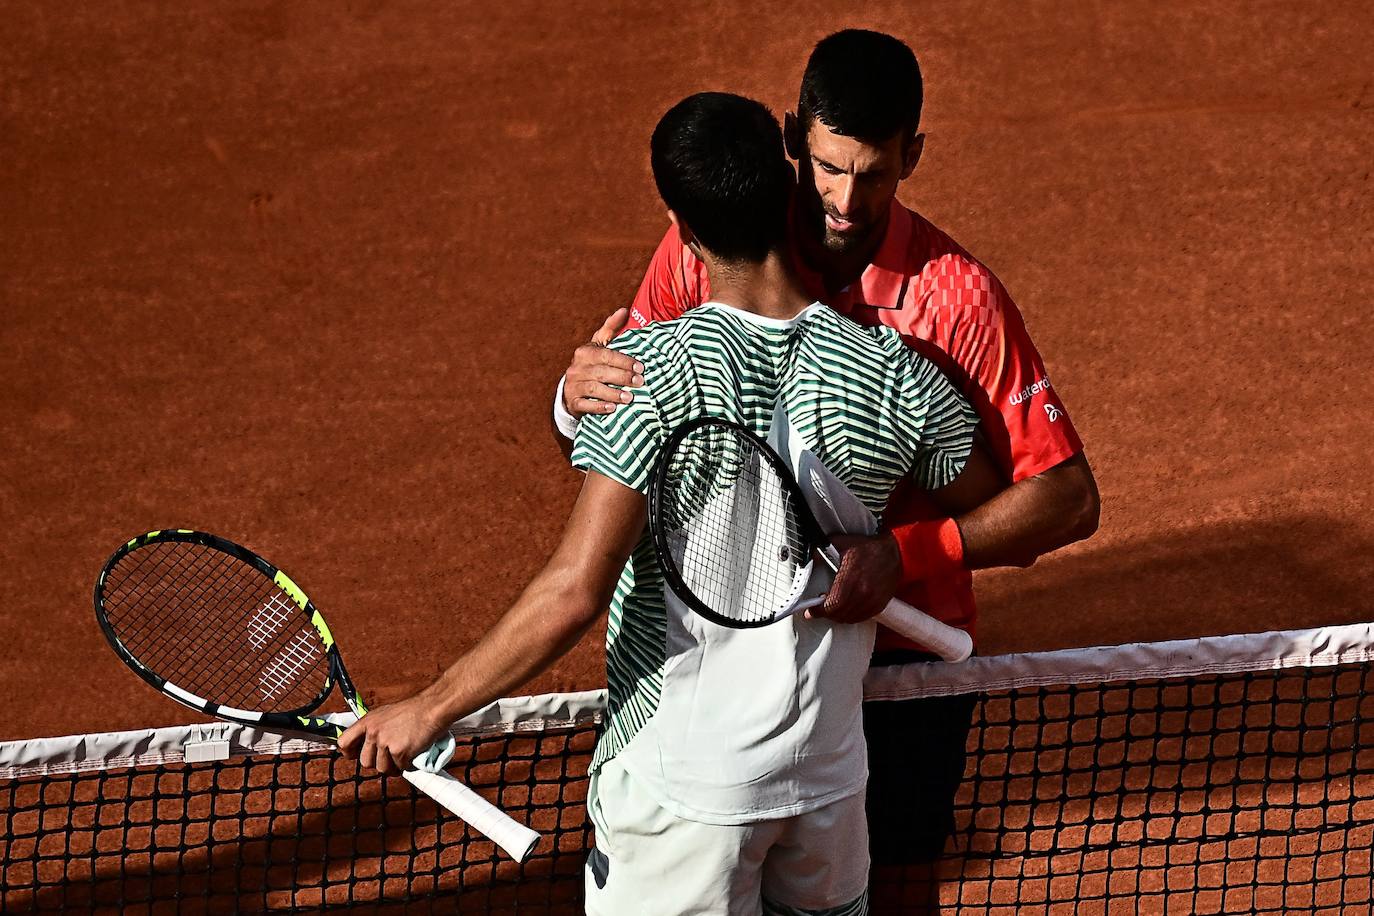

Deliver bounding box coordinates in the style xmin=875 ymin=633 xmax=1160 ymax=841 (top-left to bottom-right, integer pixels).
xmin=402 ymin=767 xmax=540 ymax=862
xmin=875 ymin=598 xmax=974 ymax=663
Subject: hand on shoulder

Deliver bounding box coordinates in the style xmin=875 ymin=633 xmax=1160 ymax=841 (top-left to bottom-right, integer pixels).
xmin=562 ymin=308 xmax=645 ymax=419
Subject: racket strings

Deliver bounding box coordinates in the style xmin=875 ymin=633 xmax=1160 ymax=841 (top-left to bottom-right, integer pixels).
xmin=116 ymin=544 xmax=325 ymax=710
xmin=660 ymin=426 xmax=812 ymax=624
xmin=105 ymin=544 xmax=284 ymax=701
xmin=99 ymin=541 xmax=329 ymax=712
xmin=111 ymin=544 xmax=232 ymax=662
xmin=117 ymin=547 xmax=260 ymax=673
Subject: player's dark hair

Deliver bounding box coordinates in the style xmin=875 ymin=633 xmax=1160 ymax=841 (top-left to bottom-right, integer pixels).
xmin=650 ymin=92 xmax=792 ymax=264
xmin=798 ymin=29 xmax=923 ymax=143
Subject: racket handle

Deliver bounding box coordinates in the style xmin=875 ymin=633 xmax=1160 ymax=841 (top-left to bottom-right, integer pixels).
xmin=875 ymin=598 xmax=974 ymax=663
xmin=402 ymin=767 xmax=540 ymax=862
xmin=796 ymin=591 xmax=971 ymax=663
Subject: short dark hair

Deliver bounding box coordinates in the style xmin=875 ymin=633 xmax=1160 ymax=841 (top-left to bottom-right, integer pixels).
xmin=798 ymin=30 xmax=923 ymax=143
xmin=650 ymin=92 xmax=792 ymax=264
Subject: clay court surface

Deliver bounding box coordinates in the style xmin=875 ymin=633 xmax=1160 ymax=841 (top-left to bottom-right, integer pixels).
xmin=2 ymin=2 xmax=1372 ymax=741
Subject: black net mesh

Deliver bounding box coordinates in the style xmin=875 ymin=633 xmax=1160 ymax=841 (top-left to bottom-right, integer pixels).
xmin=870 ymin=661 xmax=1374 ymax=914
xmin=5 ymin=638 xmax=1374 ymax=913
xmin=1 ymin=724 xmax=595 ymax=914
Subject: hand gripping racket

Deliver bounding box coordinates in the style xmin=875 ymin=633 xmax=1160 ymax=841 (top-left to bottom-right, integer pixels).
xmin=94 ymin=529 xmax=540 ymax=862
xmin=648 ymin=418 xmax=974 ymax=662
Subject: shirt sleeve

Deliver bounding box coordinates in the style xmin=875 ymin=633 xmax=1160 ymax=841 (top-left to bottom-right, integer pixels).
xmin=896 ymin=347 xmax=980 ymax=491
xmin=925 ymin=260 xmax=1084 ymax=482
xmin=626 ymin=226 xmax=708 ymax=330
xmin=570 ymin=344 xmax=665 ymax=493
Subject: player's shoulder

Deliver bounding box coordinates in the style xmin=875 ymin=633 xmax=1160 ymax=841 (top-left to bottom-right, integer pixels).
xmin=607 ymin=310 xmax=719 ymax=403
xmin=611 ymin=314 xmax=684 ymax=358
xmin=903 ymin=205 xmax=1016 ymax=331
xmin=798 ymin=308 xmax=940 ymax=401
xmin=614 ymin=305 xmax=723 ymax=354
xmin=809 ymin=305 xmax=910 ymax=360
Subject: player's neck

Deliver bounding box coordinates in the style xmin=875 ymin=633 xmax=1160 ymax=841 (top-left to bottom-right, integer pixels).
xmin=704 ymin=250 xmax=813 ymax=320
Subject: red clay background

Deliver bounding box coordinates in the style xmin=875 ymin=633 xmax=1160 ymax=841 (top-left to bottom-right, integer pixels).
xmin=2 ymin=2 xmax=1371 ymax=740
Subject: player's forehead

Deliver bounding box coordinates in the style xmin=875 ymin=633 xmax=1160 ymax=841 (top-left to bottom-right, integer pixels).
xmin=805 ymin=120 xmax=902 ymax=173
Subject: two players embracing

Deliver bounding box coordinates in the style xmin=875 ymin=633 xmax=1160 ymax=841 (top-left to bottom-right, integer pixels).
xmin=343 ymin=29 xmax=1099 ymax=916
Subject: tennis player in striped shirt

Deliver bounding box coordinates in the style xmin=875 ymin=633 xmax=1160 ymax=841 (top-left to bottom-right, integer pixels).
xmin=342 ymin=92 xmax=1001 ymax=915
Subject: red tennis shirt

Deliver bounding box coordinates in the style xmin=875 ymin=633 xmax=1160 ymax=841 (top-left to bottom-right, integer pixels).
xmin=624 ymin=201 xmax=1083 ymax=650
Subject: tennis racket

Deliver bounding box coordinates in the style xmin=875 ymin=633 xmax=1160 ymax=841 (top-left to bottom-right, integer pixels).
xmin=94 ymin=529 xmax=540 ymax=862
xmin=648 ymin=418 xmax=974 ymax=662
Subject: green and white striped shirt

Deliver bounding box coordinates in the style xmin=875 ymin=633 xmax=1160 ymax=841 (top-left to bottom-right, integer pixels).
xmin=571 ymin=302 xmax=976 ymax=775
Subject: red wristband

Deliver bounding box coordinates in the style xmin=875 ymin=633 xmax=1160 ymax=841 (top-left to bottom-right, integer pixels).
xmin=888 ymin=518 xmax=965 ymax=584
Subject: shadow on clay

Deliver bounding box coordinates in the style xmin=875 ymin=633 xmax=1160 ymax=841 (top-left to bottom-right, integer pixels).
xmin=975 ymin=513 xmax=1374 ymax=655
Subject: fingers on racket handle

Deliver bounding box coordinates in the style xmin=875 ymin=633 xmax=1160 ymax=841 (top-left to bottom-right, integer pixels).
xmin=875 ymin=598 xmax=974 ymax=663
xmin=402 ymin=767 xmax=540 ymax=862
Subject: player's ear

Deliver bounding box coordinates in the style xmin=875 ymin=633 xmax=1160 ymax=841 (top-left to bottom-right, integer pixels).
xmin=900 ymin=132 xmax=925 ymax=180
xmin=783 ymin=112 xmax=804 ymax=161
xmin=667 ymin=209 xmax=698 ymax=250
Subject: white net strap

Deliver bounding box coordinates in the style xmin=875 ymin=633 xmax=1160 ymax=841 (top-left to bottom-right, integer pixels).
xmin=7 ymin=621 xmax=1373 ymax=779
xmin=0 ymin=689 xmax=606 ymax=779
xmin=866 ymin=620 xmax=1374 ymax=699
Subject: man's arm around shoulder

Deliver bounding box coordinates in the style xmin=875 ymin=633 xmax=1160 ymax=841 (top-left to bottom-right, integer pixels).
xmin=552 ymin=309 xmax=644 ymax=459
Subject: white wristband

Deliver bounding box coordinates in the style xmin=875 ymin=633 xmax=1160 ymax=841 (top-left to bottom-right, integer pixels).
xmin=552 ymin=375 xmax=580 ymax=441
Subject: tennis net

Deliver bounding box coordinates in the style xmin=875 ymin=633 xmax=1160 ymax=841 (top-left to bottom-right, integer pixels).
xmin=4 ymin=621 xmax=1374 ymax=914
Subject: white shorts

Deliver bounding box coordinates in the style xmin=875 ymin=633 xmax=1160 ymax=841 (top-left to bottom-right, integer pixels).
xmin=584 ymin=757 xmax=869 ymax=916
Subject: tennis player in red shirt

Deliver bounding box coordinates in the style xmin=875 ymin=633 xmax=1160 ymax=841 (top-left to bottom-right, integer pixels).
xmin=554 ymin=30 xmax=1100 ymax=912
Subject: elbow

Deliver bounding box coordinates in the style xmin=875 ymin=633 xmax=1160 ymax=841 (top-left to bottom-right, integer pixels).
xmin=987 ymin=461 xmax=1100 ymax=570
xmin=540 ymin=570 xmax=612 ymax=633
xmin=555 ymin=588 xmax=608 ymax=635
xmin=1066 ymin=473 xmax=1101 ymax=544
xmin=1037 ymin=456 xmax=1101 ymax=553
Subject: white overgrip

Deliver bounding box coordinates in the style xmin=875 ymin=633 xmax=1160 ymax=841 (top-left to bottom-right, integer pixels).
xmin=401 ymin=767 xmax=541 ymax=862
xmin=876 ymin=598 xmax=974 ymax=663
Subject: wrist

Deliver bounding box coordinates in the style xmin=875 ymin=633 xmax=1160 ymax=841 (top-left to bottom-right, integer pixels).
xmin=420 ymin=675 xmax=465 ymax=727
xmin=552 ymin=376 xmax=580 ymax=439
xmin=887 ymin=518 xmax=965 ymax=584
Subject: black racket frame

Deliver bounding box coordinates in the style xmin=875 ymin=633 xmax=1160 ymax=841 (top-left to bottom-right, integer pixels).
xmin=95 ymin=529 xmax=361 ymax=740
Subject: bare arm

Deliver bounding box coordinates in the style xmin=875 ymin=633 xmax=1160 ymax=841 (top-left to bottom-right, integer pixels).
xmin=339 ymin=472 xmax=646 ymax=774
xmin=952 ymin=451 xmax=1100 ymax=570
